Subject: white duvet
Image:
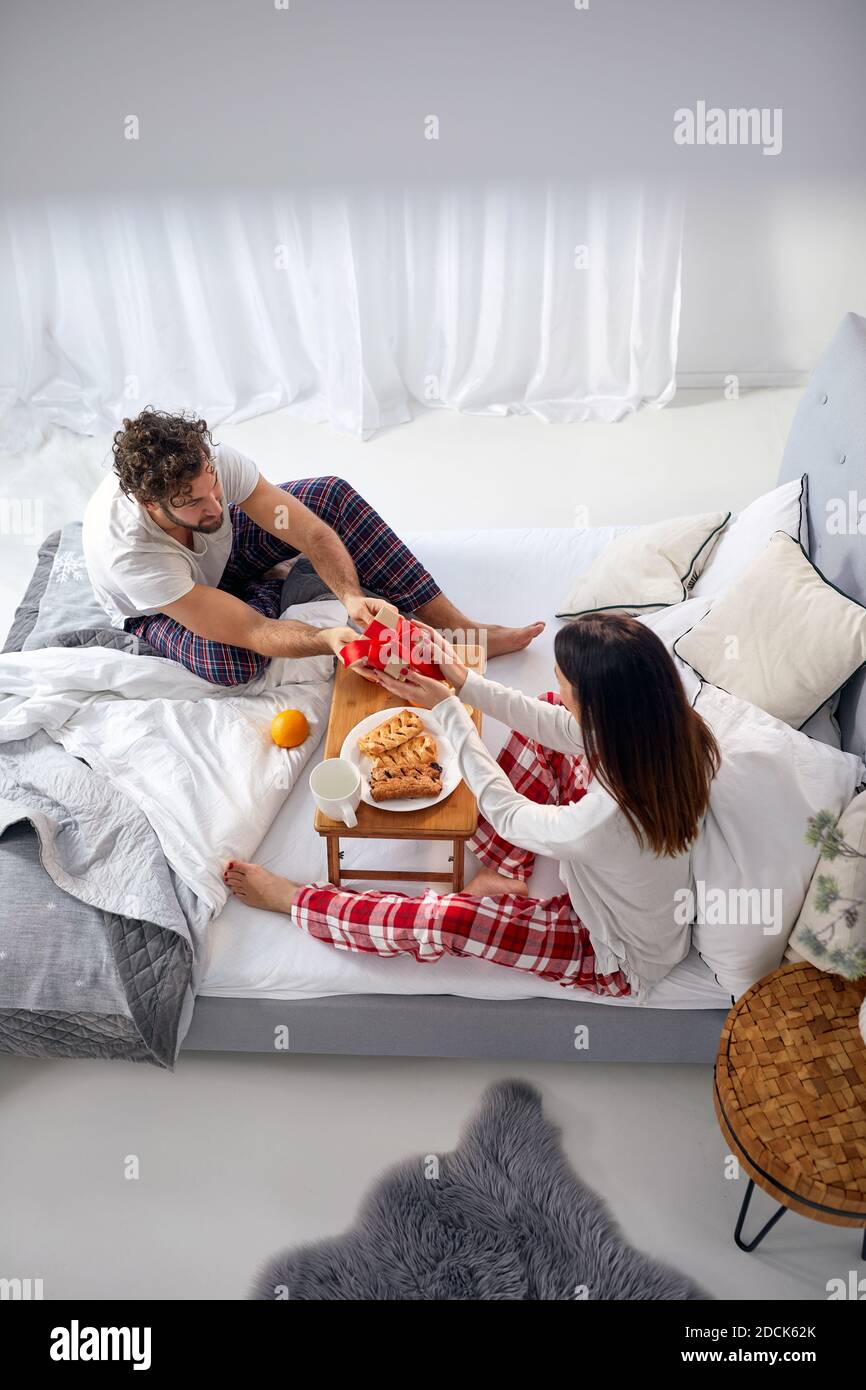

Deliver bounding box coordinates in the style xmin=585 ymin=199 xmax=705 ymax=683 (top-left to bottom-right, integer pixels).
xmin=0 ymin=598 xmax=346 ymax=915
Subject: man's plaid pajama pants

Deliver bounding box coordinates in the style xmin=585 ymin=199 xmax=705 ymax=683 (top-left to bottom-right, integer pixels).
xmin=124 ymin=475 xmax=442 ymax=686
xmin=292 ymin=693 xmax=632 ymax=996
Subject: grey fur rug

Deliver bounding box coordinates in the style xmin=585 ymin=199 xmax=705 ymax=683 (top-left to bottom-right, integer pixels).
xmin=251 ymin=1079 xmax=709 ymax=1301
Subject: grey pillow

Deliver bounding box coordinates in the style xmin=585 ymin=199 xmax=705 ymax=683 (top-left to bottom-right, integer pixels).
xmin=12 ymin=521 xmax=157 ymax=656
xmin=2 ymin=530 xmax=60 ymax=652
xmin=22 ymin=523 xmax=116 ymax=650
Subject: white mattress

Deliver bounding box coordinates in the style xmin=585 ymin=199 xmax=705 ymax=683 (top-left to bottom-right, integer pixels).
xmin=201 ymin=526 xmax=733 ymax=1011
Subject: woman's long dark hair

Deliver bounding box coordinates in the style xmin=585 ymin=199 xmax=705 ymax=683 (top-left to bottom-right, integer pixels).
xmin=554 ymin=613 xmax=720 ymax=858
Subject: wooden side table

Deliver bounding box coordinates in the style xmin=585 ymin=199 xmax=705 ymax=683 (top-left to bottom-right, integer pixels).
xmin=313 ymin=645 xmax=484 ymax=891
xmin=713 ymin=961 xmax=866 ymax=1258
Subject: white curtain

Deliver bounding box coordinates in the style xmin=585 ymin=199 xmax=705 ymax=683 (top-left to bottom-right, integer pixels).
xmin=1 ymin=182 xmax=683 ymax=447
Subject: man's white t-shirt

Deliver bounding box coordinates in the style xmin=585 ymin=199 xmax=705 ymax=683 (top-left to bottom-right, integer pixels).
xmin=82 ymin=443 xmax=260 ymax=627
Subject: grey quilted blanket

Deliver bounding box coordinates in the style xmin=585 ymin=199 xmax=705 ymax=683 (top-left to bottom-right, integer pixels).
xmin=0 ymin=730 xmax=207 ymax=1068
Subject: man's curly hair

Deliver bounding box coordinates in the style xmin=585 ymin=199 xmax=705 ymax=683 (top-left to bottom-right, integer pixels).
xmin=112 ymin=408 xmax=214 ymax=506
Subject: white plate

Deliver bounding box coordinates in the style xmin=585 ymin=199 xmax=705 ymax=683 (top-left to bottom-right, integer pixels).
xmin=340 ymin=706 xmax=461 ymax=812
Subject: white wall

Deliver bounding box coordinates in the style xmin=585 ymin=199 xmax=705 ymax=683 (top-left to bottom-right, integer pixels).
xmin=0 ymin=214 xmax=18 ymax=389
xmin=678 ymin=181 xmax=866 ymax=383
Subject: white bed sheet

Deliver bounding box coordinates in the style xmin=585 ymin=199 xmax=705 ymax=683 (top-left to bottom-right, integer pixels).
xmin=200 ymin=526 xmax=734 ymax=1011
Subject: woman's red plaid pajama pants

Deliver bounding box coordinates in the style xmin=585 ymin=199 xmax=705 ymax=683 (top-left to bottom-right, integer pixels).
xmin=292 ymin=693 xmax=632 ymax=996
xmin=124 ymin=476 xmax=442 ymax=686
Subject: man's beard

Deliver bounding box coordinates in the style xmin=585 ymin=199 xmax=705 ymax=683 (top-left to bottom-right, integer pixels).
xmin=160 ymin=502 xmax=224 ymax=534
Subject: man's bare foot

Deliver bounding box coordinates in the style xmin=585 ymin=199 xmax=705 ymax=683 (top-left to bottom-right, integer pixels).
xmin=223 ymin=859 xmax=301 ymax=915
xmin=411 ymin=597 xmax=544 ymax=661
xmin=464 ymin=867 xmax=530 ymax=898
xmin=483 ymin=621 xmax=545 ymax=659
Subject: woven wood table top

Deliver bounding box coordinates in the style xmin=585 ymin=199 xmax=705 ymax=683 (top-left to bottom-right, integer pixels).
xmin=714 ymin=961 xmax=866 ymax=1226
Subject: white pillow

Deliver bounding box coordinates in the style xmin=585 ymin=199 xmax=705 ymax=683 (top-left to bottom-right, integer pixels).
xmin=691 ymin=475 xmax=808 ymax=600
xmin=691 ymin=683 xmax=864 ymax=999
xmin=675 ymin=532 xmax=866 ymax=729
xmin=639 ymin=597 xmax=712 ymax=703
xmin=269 ymin=597 xmax=347 ymax=684
xmin=555 ymin=511 xmax=729 ymax=619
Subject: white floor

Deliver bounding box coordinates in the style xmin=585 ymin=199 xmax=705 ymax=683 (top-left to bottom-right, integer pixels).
xmin=5 ymin=386 xmax=855 ymax=1304
xmin=2 ymin=1053 xmax=860 ymax=1302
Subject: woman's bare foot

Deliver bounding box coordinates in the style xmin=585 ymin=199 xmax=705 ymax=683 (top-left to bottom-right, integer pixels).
xmin=464 ymin=867 xmax=530 ymax=898
xmin=223 ymin=859 xmax=301 ymax=914
xmin=483 ymin=621 xmax=545 ymax=659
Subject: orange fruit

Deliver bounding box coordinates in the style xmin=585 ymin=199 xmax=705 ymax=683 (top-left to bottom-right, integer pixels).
xmin=270 ymin=708 xmax=309 ymax=748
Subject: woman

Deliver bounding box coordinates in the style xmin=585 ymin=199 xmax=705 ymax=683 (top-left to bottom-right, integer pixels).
xmin=223 ymin=614 xmax=721 ymax=1002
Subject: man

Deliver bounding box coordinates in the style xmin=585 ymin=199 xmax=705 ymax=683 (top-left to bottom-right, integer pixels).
xmin=82 ymin=408 xmax=544 ymax=686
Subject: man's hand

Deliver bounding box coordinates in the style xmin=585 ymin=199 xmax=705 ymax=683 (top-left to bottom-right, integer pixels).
xmin=321 ymin=625 xmax=363 ymax=657
xmin=322 ymin=625 xmax=383 ymax=680
xmin=343 ymin=593 xmax=388 ymax=629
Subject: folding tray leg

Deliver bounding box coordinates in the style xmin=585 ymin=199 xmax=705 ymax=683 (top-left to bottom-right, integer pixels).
xmin=451 ymin=838 xmax=465 ymax=891
xmin=326 ymin=837 xmax=342 ymax=888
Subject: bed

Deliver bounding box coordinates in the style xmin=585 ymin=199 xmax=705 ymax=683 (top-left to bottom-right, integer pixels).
xmin=188 ymin=525 xmax=735 ymax=1063
xmin=3 ymin=312 xmax=866 ymax=1066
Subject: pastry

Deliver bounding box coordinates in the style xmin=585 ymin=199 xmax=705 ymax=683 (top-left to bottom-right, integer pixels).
xmin=370 ymin=733 xmax=439 ymax=774
xmin=370 ymin=763 xmax=443 ymax=802
xmin=358 ymin=709 xmax=424 ymax=757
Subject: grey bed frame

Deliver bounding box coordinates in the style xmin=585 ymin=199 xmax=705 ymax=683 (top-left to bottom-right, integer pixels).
xmin=182 ymin=312 xmax=866 ymax=1062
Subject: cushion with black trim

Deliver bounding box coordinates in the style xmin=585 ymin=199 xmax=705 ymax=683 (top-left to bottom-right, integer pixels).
xmin=675 ymin=530 xmax=866 ymax=729
xmin=555 ymin=511 xmax=729 ymax=620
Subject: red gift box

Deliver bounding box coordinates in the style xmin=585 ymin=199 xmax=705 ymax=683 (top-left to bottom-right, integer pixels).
xmin=338 ymin=604 xmax=443 ymax=681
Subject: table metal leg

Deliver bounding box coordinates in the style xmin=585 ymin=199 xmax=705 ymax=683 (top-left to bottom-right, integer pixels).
xmin=733 ymin=1178 xmax=788 ymax=1252
xmin=326 ymin=837 xmax=342 ymax=888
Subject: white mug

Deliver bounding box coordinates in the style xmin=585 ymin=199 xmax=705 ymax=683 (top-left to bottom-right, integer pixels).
xmin=309 ymin=758 xmax=362 ymax=828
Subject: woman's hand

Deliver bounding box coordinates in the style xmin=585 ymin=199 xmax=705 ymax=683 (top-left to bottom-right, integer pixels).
xmin=408 ymin=620 xmax=469 ymax=692
xmin=372 ymin=666 xmax=456 ymax=710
